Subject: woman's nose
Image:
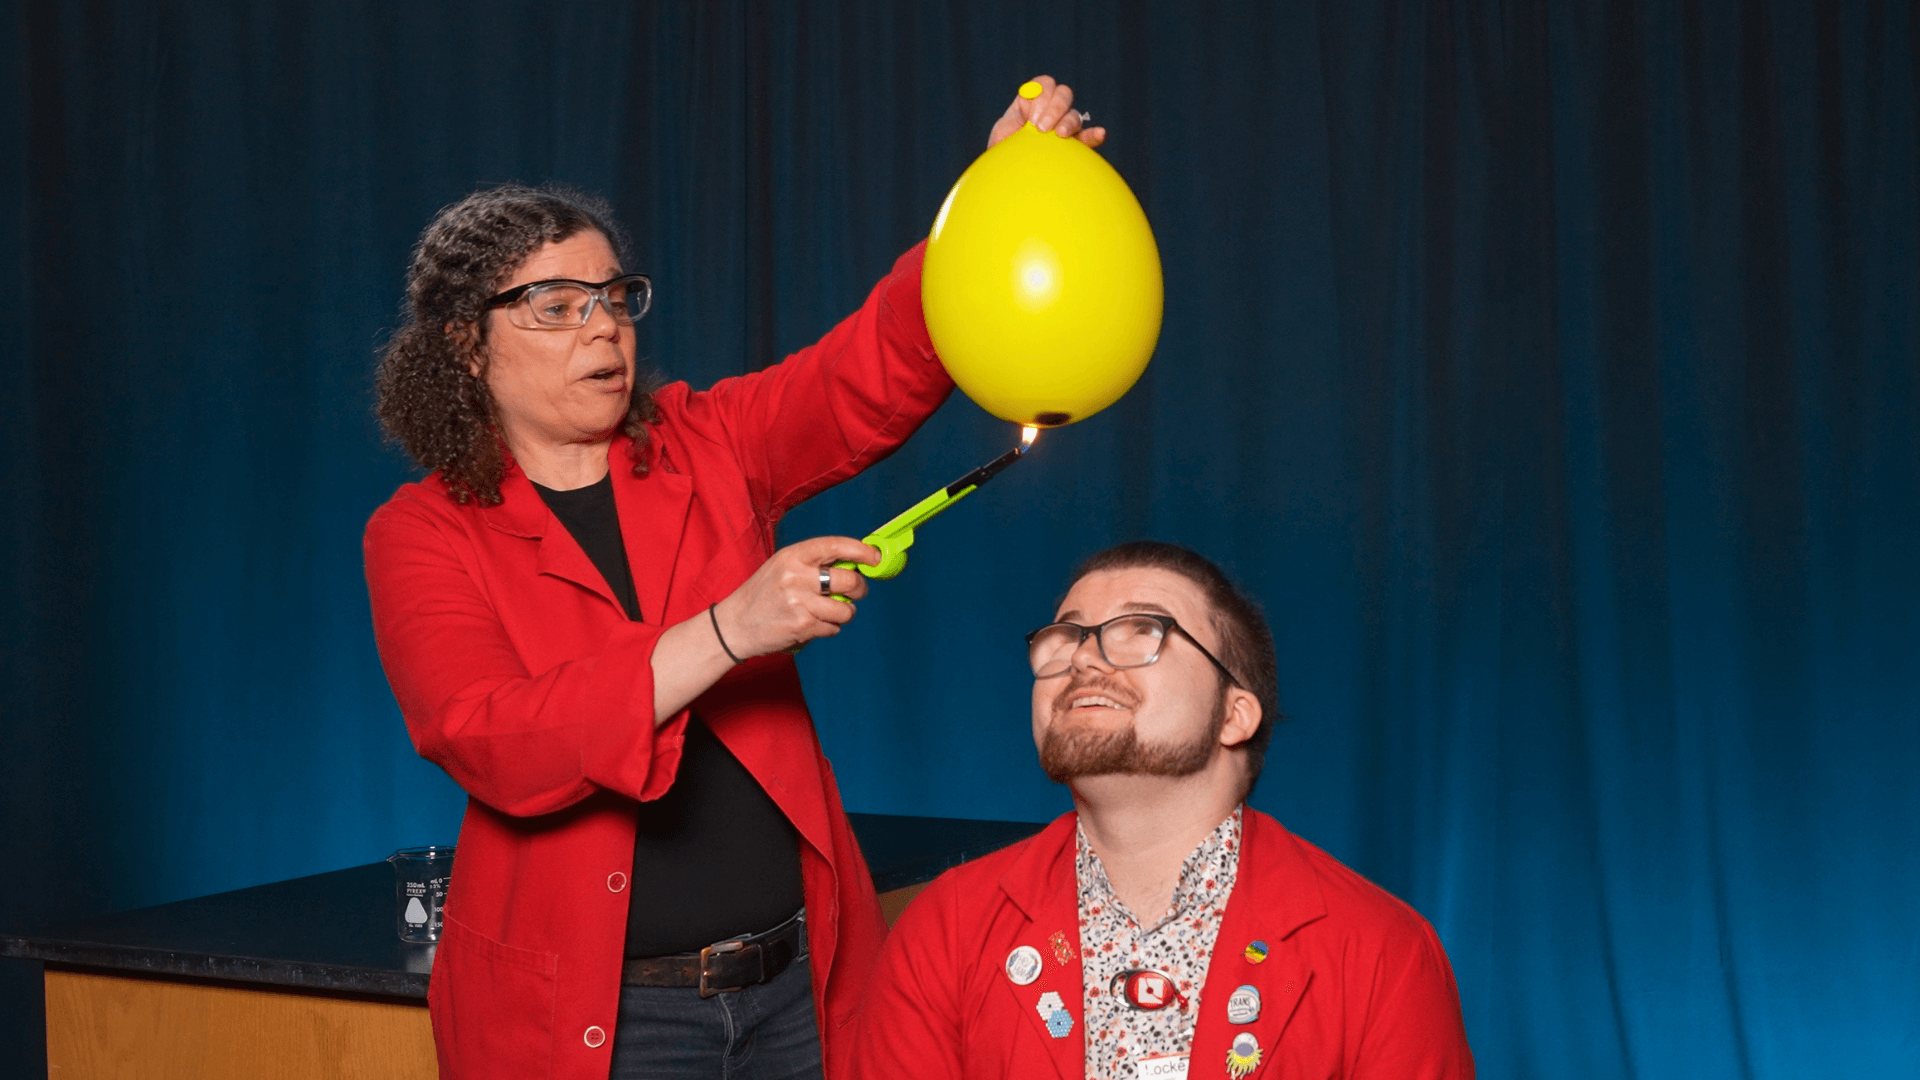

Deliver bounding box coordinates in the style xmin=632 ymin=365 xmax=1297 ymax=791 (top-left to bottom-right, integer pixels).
xmin=579 ymin=295 xmax=621 ymax=337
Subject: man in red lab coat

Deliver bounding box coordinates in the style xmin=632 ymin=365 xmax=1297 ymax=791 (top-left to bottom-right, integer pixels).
xmin=851 ymin=542 xmax=1475 ymax=1080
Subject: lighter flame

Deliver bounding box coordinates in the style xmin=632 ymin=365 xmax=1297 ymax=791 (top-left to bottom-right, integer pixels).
xmin=1020 ymin=425 xmax=1039 ymax=450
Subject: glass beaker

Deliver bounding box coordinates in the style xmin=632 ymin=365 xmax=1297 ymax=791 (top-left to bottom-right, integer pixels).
xmin=387 ymin=846 xmax=455 ymax=943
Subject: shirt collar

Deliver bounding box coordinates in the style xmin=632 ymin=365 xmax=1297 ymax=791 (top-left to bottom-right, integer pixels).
xmin=1076 ymin=806 xmax=1243 ymax=934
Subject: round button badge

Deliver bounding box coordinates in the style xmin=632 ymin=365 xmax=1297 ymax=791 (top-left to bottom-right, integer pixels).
xmin=1005 ymin=944 xmax=1043 ymax=986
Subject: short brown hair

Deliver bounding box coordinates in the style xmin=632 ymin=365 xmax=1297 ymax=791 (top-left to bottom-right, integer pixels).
xmin=374 ymin=183 xmax=659 ymax=504
xmin=1064 ymin=541 xmax=1284 ymax=794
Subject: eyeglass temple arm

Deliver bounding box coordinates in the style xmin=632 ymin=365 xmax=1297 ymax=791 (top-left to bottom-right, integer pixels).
xmin=829 ymin=440 xmax=1031 ymax=583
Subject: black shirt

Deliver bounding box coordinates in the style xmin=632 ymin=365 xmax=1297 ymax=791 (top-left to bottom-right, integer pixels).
xmin=533 ymin=472 xmax=805 ymax=957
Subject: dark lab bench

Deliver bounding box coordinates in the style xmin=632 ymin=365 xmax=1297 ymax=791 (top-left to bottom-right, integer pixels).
xmin=1 ymin=813 xmax=1043 ymax=1078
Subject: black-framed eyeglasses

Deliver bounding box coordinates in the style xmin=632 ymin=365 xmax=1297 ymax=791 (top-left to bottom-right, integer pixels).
xmin=484 ymin=273 xmax=653 ymax=329
xmin=1025 ymin=613 xmax=1242 ymax=686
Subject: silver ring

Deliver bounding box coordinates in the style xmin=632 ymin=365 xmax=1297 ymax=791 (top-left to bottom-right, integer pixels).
xmin=1076 ymin=110 xmax=1092 ymax=125
xmin=819 ymin=566 xmax=834 ymax=595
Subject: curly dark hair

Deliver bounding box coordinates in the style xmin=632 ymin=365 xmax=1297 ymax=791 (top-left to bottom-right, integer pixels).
xmin=375 ymin=183 xmax=660 ymax=505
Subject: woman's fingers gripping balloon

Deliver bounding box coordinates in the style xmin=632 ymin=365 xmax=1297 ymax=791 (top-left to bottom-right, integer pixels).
xmin=988 ymin=76 xmax=1106 ymax=149
xmin=716 ymin=536 xmax=879 ymax=657
xmin=1050 ymin=106 xmax=1103 ymax=148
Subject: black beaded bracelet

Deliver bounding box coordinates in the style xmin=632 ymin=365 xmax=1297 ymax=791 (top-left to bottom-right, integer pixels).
xmin=709 ymin=603 xmax=744 ymax=665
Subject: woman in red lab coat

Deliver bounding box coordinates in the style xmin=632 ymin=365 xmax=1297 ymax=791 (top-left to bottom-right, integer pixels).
xmin=364 ymin=80 xmax=1104 ymax=1080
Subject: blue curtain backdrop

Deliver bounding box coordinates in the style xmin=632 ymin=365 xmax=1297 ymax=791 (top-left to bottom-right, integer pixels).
xmin=3 ymin=1 xmax=1916 ymax=1076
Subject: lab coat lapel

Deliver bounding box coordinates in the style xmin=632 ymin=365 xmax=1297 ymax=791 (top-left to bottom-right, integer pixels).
xmin=997 ymin=816 xmax=1087 ymax=1080
xmin=1188 ymin=812 xmax=1325 ymax=1080
xmin=486 ymin=468 xmax=625 ymax=610
xmin=486 ymin=440 xmax=693 ymax=621
xmin=610 ymin=437 xmax=693 ymax=623
xmin=694 ymin=653 xmax=836 ymax=871
xmin=617 ymin=430 xmax=832 ymax=866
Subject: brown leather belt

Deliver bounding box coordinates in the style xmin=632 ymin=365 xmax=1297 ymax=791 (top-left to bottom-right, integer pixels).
xmin=621 ymin=910 xmax=805 ymax=998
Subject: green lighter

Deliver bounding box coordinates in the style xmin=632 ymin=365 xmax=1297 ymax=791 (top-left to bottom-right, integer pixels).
xmin=832 ymin=425 xmax=1039 ymax=585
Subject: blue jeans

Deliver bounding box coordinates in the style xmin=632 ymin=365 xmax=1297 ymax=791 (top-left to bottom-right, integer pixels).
xmin=609 ymin=932 xmax=822 ymax=1080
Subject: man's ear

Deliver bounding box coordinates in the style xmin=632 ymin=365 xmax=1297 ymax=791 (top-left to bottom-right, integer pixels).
xmin=1218 ymin=688 xmax=1262 ymax=749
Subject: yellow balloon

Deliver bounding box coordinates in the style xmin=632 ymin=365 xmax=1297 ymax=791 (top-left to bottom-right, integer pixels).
xmin=922 ymin=123 xmax=1162 ymax=427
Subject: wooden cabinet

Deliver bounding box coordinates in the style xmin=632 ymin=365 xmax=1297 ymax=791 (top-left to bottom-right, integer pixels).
xmin=8 ymin=814 xmax=1041 ymax=1078
xmin=46 ymin=969 xmax=435 ymax=1080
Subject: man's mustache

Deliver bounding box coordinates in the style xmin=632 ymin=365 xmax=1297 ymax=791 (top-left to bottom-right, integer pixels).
xmin=1051 ymin=674 xmax=1140 ymax=716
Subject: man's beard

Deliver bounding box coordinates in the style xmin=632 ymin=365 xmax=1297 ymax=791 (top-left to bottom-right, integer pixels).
xmin=1038 ymin=675 xmax=1228 ymax=783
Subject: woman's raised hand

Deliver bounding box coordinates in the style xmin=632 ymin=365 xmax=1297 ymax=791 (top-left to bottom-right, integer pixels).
xmin=987 ymin=74 xmax=1107 ymax=150
xmin=710 ymin=537 xmax=881 ymax=658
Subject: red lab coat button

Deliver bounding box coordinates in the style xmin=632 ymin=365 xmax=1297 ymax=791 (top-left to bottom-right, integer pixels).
xmin=583 ymin=1026 xmax=607 ymax=1048
xmin=607 ymin=872 xmax=628 ymax=893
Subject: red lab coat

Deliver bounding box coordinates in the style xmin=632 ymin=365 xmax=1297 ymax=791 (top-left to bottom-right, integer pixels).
xmin=850 ymin=809 xmax=1474 ymax=1080
xmin=364 ymin=244 xmax=951 ymax=1080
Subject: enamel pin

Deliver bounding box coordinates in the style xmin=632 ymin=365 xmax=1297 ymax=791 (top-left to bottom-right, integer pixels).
xmin=1242 ymin=940 xmax=1269 ymax=964
xmin=1226 ymin=984 xmax=1261 ymax=1024
xmin=1035 ymin=990 xmax=1074 ymax=1038
xmin=1048 ymin=929 xmax=1078 ymax=965
xmin=1225 ymin=1032 xmax=1263 ymax=1078
xmin=1005 ymin=945 xmax=1043 ymax=986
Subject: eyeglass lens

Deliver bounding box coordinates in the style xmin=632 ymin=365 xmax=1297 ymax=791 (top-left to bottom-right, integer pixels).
xmin=1029 ymin=615 xmax=1168 ymax=677
xmin=516 ymin=276 xmax=652 ymax=327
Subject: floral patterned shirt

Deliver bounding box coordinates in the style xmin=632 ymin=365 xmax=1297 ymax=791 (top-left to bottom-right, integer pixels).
xmin=1077 ymin=807 xmax=1243 ymax=1080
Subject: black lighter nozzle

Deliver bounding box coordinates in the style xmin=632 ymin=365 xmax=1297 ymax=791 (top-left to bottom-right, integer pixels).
xmin=942 ymin=440 xmax=1030 ymax=498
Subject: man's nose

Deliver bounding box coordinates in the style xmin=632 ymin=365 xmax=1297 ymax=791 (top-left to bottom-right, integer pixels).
xmin=1067 ymin=630 xmax=1111 ymax=673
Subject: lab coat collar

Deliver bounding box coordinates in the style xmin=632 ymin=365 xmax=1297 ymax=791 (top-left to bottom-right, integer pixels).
xmin=482 ymin=431 xmax=694 ymax=622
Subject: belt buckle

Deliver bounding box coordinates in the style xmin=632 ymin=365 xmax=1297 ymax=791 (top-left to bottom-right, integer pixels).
xmin=699 ymin=940 xmax=747 ymax=998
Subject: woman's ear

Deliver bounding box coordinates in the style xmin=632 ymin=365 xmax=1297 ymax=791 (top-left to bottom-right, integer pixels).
xmin=447 ymin=321 xmax=484 ymax=379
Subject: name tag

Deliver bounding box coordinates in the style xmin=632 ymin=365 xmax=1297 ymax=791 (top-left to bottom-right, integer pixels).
xmin=1135 ymin=1052 xmax=1190 ymax=1080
